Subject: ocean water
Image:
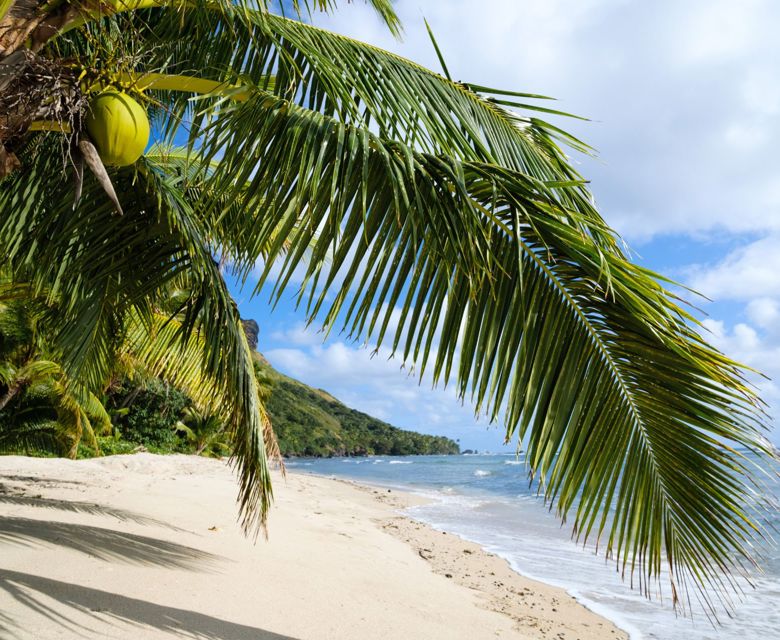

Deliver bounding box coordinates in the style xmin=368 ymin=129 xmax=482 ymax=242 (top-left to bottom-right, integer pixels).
xmin=286 ymin=453 xmax=780 ymax=640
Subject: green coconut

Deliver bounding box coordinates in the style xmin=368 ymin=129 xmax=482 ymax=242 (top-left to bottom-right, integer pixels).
xmin=84 ymin=91 xmax=150 ymax=167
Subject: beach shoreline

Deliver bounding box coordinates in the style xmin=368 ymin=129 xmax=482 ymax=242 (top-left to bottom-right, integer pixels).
xmin=323 ymin=474 xmax=634 ymax=639
xmin=0 ymin=453 xmax=628 ymax=639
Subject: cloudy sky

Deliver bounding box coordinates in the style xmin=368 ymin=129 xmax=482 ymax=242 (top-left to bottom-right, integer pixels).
xmin=233 ymin=0 xmax=780 ymax=449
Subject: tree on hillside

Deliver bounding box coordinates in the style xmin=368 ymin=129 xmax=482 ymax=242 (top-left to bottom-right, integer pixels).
xmin=0 ymin=0 xmax=773 ymax=613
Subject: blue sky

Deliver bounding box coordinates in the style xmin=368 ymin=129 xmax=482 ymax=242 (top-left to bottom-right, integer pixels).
xmin=231 ymin=0 xmax=780 ymax=450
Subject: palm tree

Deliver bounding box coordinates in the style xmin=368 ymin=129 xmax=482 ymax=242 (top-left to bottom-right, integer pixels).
xmin=0 ymin=0 xmax=773 ymax=614
xmin=176 ymin=406 xmax=230 ymax=457
xmin=0 ymin=282 xmax=111 ymax=456
xmin=0 ymin=261 xmax=281 ymax=458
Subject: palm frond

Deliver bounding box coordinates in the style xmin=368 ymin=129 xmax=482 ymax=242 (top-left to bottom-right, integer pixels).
xmin=291 ymin=0 xmax=401 ymax=37
xmin=0 ymin=134 xmax=273 ymax=531
xmin=86 ymin=7 xmax=603 ymax=238
xmin=0 ymin=417 xmax=61 ymax=455
xmin=49 ymin=7 xmax=598 ymax=226
xmin=189 ymin=83 xmax=769 ymax=612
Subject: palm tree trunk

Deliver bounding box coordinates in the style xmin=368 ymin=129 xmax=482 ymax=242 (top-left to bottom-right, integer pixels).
xmin=0 ymin=383 xmax=20 ymax=411
xmin=1 ymin=0 xmax=170 ymax=58
xmin=0 ymin=1 xmax=82 ymax=57
xmin=119 ymin=385 xmax=143 ymax=410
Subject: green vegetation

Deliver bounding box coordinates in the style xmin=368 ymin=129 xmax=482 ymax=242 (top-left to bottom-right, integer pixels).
xmin=104 ymin=377 xmax=191 ymax=451
xmin=261 ymin=362 xmax=458 ymax=457
xmin=0 ymin=295 xmax=454 ymax=459
xmin=0 ymin=0 xmax=774 ymax=611
xmin=0 ymin=285 xmax=111 ymax=458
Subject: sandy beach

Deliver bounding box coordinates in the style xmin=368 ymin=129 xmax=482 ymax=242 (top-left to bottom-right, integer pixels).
xmin=0 ymin=454 xmax=627 ymax=639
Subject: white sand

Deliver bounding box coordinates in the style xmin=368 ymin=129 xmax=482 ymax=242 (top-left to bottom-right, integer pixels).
xmin=0 ymin=454 xmax=627 ymax=639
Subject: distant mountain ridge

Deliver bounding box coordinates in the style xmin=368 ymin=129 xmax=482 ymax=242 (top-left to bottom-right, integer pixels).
xmin=256 ymin=356 xmax=459 ymax=458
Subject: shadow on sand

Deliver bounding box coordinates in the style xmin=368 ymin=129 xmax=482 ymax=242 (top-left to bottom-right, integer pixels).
xmin=0 ymin=569 xmax=299 ymax=639
xmin=0 ymin=493 xmax=187 ymax=531
xmin=0 ymin=473 xmax=84 ymax=487
xmin=0 ymin=517 xmax=219 ymax=569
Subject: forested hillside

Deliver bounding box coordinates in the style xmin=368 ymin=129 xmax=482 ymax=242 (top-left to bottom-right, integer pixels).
xmin=258 ymin=359 xmax=459 ymax=457
xmin=0 ymin=306 xmax=458 ymax=460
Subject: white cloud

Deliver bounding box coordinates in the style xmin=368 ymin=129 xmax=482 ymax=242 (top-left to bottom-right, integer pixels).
xmin=742 ymin=67 xmax=780 ymax=115
xmin=747 ymin=298 xmax=780 ymax=329
xmin=265 ymin=347 xmax=315 ymax=375
xmin=701 ymin=315 xmax=779 ymax=430
xmin=270 ymin=322 xmax=327 ymax=347
xmin=703 ymin=319 xmax=760 ymax=352
xmin=687 ymin=234 xmax=780 ymax=300
xmin=673 ymin=0 xmax=763 ymax=64
xmin=317 ymin=0 xmax=780 ymax=241
xmin=692 ymin=238 xmax=780 ymax=439
xmin=687 ymin=237 xmax=780 ymax=439
xmin=723 ymin=121 xmax=768 ymax=152
xmin=263 ymin=331 xmax=506 ymax=449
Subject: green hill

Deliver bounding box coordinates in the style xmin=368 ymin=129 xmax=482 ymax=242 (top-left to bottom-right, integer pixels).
xmin=257 ymin=358 xmax=459 ymax=458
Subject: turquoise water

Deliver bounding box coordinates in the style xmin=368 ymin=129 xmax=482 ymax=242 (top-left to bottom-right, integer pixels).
xmin=286 ymin=453 xmax=779 ymax=640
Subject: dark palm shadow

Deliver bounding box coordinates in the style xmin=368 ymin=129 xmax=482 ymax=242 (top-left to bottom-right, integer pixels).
xmin=0 ymin=473 xmax=84 ymax=487
xmin=0 ymin=494 xmax=186 ymax=531
xmin=0 ymin=517 xmax=220 ymax=569
xmin=0 ymin=569 xmax=298 ymax=639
